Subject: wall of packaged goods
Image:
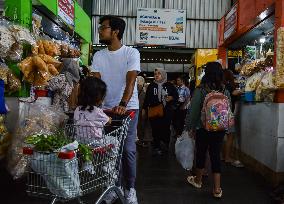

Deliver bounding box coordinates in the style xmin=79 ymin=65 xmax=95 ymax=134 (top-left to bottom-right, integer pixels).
xmin=92 ymin=0 xmax=230 ymax=48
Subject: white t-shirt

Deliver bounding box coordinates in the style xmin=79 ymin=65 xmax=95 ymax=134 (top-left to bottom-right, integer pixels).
xmin=91 ymin=45 xmax=140 ymax=110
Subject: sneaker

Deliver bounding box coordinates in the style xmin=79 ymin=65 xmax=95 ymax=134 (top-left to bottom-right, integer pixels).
xmin=125 ymin=188 xmax=138 ymax=204
xmin=103 ymin=187 xmax=123 ymax=204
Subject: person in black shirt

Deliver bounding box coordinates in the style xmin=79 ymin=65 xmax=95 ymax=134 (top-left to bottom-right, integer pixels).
xmin=143 ymin=68 xmax=178 ymax=155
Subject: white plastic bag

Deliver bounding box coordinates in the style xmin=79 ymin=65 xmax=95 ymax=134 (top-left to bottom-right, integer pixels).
xmin=175 ymin=131 xmax=195 ymax=170
xmin=31 ymin=152 xmax=81 ymax=199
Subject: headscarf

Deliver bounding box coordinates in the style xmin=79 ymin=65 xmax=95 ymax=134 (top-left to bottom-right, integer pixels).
xmin=154 ymin=68 xmax=167 ymax=104
xmin=137 ymin=76 xmax=145 ymax=87
xmin=60 ymin=58 xmax=80 ymax=85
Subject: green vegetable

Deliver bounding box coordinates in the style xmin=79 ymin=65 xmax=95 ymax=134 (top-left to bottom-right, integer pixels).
xmin=79 ymin=144 xmax=93 ymax=162
xmin=25 ymin=128 xmax=93 ymax=162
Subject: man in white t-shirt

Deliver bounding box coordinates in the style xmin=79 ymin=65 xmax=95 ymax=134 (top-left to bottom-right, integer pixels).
xmin=91 ymin=16 xmax=140 ymax=204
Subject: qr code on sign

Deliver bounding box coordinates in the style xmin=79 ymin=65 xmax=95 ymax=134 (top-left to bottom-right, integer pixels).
xmin=140 ymin=32 xmax=148 ymax=40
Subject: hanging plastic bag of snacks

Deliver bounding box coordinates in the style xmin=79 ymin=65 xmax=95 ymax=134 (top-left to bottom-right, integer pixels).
xmin=9 ymin=24 xmax=36 ymax=45
xmin=0 ymin=115 xmax=11 ymax=160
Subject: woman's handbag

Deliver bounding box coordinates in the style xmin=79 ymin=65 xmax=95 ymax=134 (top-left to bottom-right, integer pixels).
xmin=148 ymin=104 xmax=164 ymax=118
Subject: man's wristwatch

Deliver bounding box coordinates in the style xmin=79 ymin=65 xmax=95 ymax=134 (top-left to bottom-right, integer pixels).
xmin=119 ymin=101 xmax=127 ymax=107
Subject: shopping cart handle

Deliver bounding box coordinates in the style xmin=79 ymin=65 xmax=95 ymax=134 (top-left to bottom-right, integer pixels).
xmin=104 ymin=109 xmax=135 ymax=119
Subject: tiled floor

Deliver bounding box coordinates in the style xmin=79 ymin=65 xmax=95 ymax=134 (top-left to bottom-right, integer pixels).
xmin=0 ymin=146 xmax=272 ymax=204
xmin=136 ymin=147 xmax=272 ymax=204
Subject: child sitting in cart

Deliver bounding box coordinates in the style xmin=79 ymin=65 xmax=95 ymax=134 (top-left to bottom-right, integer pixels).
xmin=74 ymin=77 xmax=118 ymax=176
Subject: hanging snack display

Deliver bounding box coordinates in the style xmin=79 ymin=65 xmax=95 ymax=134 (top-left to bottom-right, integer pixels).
xmin=7 ymin=43 xmax=23 ymax=62
xmin=0 ymin=19 xmax=36 ymax=61
xmin=9 ymin=25 xmax=36 ymax=45
xmin=32 ymin=40 xmax=61 ymax=56
xmin=0 ymin=26 xmax=16 ymax=59
xmin=276 ymin=27 xmax=284 ymax=88
xmin=0 ymin=115 xmax=11 ymax=159
xmin=18 ymin=54 xmax=61 ymax=86
xmin=0 ymin=63 xmax=21 ymax=93
xmin=245 ymin=71 xmax=265 ymax=92
xmin=32 ymin=40 xmax=80 ymax=58
xmin=255 ymin=71 xmax=276 ymax=101
xmin=32 ymin=13 xmax=42 ymax=37
xmin=7 ymin=71 xmax=21 ymax=93
xmin=240 ymin=61 xmax=258 ymax=76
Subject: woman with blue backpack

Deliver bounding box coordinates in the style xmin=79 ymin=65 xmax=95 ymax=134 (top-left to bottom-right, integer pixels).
xmin=185 ymin=62 xmax=234 ymax=198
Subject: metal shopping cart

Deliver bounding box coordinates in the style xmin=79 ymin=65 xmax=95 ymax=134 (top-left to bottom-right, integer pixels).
xmin=23 ymin=111 xmax=135 ymax=204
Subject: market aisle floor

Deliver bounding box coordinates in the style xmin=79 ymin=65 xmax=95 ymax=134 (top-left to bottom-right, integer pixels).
xmin=136 ymin=146 xmax=272 ymax=204
xmin=0 ymin=147 xmax=272 ymax=204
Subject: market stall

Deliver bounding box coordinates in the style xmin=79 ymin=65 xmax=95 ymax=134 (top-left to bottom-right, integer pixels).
xmin=218 ymin=0 xmax=284 ymax=185
xmin=0 ymin=0 xmax=91 ymax=161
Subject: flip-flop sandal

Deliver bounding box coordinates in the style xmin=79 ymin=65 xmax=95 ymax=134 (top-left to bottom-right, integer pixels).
xmin=187 ymin=176 xmax=202 ymax=188
xmin=213 ymin=189 xmax=223 ymax=198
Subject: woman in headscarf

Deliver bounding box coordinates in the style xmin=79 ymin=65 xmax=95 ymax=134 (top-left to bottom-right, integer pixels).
xmin=143 ymin=68 xmax=178 ymax=155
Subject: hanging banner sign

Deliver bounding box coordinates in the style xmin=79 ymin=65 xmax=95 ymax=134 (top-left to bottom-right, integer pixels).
xmin=136 ymin=8 xmax=186 ymax=45
xmin=224 ymin=4 xmax=238 ymax=40
xmin=58 ymin=0 xmax=75 ymax=27
xmin=245 ymin=46 xmax=257 ymax=60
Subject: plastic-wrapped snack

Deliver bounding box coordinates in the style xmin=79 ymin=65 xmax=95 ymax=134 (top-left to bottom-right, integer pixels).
xmin=18 ymin=57 xmax=34 ymax=78
xmin=245 ymin=71 xmax=265 ymax=92
xmin=24 ymin=71 xmax=35 ymax=84
xmin=7 ymin=42 xmax=23 ymax=61
xmin=0 ymin=115 xmax=11 ymax=160
xmin=7 ymin=71 xmax=21 ymax=93
xmin=37 ymin=40 xmax=45 ymax=54
xmin=32 ymin=13 xmax=42 ymax=37
xmin=54 ymin=41 xmax=61 ymax=56
xmin=61 ymin=43 xmax=69 ymax=57
xmin=276 ymin=27 xmax=284 ymax=87
xmin=42 ymin=40 xmax=57 ymax=56
xmin=0 ymin=67 xmax=9 ymax=84
xmin=7 ymin=103 xmax=68 ymax=179
xmin=31 ymin=44 xmax=39 ymax=55
xmin=255 ymin=71 xmax=276 ymax=101
xmin=0 ymin=26 xmax=15 ymax=58
xmin=240 ymin=61 xmax=259 ymax=76
xmin=38 ymin=54 xmax=61 ymax=69
xmin=33 ymin=55 xmax=48 ymax=72
xmin=47 ymin=64 xmax=59 ymax=76
xmin=9 ymin=24 xmax=36 ymax=45
xmin=33 ymin=71 xmax=50 ymax=86
xmin=69 ymin=45 xmax=81 ymax=58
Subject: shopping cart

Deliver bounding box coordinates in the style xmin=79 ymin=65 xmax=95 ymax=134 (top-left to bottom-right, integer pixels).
xmin=23 ymin=110 xmax=135 ymax=204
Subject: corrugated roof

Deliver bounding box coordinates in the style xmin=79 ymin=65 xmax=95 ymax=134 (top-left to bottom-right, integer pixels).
xmin=92 ymin=0 xmax=230 ymax=48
